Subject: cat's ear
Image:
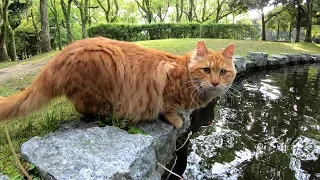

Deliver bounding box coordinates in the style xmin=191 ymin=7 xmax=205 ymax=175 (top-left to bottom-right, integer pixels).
xmin=196 ymin=41 xmax=208 ymax=57
xmin=222 ymin=44 xmax=235 ymax=59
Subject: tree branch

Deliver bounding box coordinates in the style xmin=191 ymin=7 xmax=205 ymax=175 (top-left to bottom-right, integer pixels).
xmin=265 ymin=8 xmax=285 ymax=23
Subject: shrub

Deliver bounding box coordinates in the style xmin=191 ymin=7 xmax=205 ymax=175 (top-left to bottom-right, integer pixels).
xmin=88 ymin=23 xmax=257 ymax=41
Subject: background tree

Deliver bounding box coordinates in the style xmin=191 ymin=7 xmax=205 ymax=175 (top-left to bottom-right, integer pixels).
xmin=304 ymin=0 xmax=313 ymax=42
xmin=247 ymin=0 xmax=284 ymax=41
xmin=73 ymin=0 xmax=89 ymax=38
xmin=266 ymin=7 xmax=291 ymax=40
xmin=154 ymin=0 xmax=171 ymax=22
xmin=61 ymin=0 xmax=73 ymax=44
xmin=135 ymin=0 xmax=153 ymax=23
xmin=49 ymin=0 xmax=62 ymax=50
xmin=40 ymin=0 xmax=52 ymax=53
xmin=0 ymin=0 xmax=10 ymax=62
xmin=186 ymin=0 xmax=194 ymax=22
xmin=175 ymin=0 xmax=183 ymax=22
xmin=97 ymin=0 xmax=119 ymax=23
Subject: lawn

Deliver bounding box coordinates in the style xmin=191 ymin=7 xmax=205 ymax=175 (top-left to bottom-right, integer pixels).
xmin=137 ymin=38 xmax=320 ymax=56
xmin=0 ymin=38 xmax=320 ymax=178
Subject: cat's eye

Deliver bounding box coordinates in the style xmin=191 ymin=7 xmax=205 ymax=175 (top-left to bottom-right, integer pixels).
xmin=203 ymin=68 xmax=211 ymax=74
xmin=220 ymin=69 xmax=227 ymax=76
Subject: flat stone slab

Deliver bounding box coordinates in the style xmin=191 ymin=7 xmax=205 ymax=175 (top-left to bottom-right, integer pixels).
xmin=21 ymin=113 xmax=191 ymax=180
xmin=21 ymin=123 xmax=160 ymax=180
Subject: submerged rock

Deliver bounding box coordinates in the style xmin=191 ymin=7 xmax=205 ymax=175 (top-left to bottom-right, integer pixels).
xmin=183 ymin=129 xmax=253 ymax=179
xmin=290 ymin=136 xmax=320 ymax=180
xmin=21 ymin=114 xmax=191 ymax=180
xmin=0 ymin=173 xmax=9 ymax=180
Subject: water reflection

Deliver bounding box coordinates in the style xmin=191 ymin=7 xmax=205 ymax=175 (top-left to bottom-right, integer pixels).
xmin=184 ymin=64 xmax=320 ymax=180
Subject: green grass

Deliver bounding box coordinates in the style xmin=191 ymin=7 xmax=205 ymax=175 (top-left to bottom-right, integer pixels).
xmin=137 ymin=38 xmax=320 ymax=56
xmin=0 ymin=38 xmax=320 ymax=178
xmin=0 ymin=51 xmax=58 ymax=70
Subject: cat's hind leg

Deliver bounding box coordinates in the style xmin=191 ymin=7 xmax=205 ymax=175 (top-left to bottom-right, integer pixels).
xmin=68 ymin=93 xmax=112 ymax=118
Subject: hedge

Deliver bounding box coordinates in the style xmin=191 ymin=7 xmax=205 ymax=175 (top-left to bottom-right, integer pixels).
xmin=87 ymin=23 xmax=257 ymax=41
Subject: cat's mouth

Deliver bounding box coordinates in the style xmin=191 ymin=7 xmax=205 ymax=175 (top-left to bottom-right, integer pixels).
xmin=204 ymin=86 xmax=227 ymax=100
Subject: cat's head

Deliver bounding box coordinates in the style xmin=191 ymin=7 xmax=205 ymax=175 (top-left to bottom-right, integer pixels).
xmin=187 ymin=41 xmax=237 ymax=101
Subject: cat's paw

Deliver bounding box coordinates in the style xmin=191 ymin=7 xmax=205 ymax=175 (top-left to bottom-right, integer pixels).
xmin=172 ymin=117 xmax=183 ymax=129
xmin=163 ymin=112 xmax=184 ymax=129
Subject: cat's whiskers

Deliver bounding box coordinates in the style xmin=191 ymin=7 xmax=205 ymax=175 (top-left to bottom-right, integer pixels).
xmin=189 ymin=84 xmax=203 ymax=109
xmin=229 ymin=85 xmax=244 ymax=99
xmin=180 ymin=79 xmax=200 ymax=92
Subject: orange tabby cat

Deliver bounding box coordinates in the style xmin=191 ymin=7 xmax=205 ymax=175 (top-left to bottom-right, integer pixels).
xmin=0 ymin=37 xmax=236 ymax=128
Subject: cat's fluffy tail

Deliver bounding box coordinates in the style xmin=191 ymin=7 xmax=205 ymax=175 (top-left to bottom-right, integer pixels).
xmin=0 ymin=71 xmax=56 ymax=122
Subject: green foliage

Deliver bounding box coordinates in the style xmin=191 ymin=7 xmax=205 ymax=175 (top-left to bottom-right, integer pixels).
xmin=88 ymin=23 xmax=257 ymax=41
xmin=127 ymin=125 xmax=148 ymax=135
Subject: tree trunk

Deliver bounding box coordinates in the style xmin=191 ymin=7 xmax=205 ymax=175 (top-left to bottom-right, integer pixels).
xmin=5 ymin=1 xmax=16 ymax=61
xmin=202 ymin=0 xmax=207 ymax=22
xmin=31 ymin=9 xmax=40 ymax=54
xmin=175 ymin=0 xmax=183 ymax=22
xmin=187 ymin=0 xmax=194 ymax=21
xmin=295 ymin=3 xmax=302 ymax=42
xmin=50 ymin=0 xmax=62 ymax=50
xmin=6 ymin=25 xmax=16 ymax=61
xmin=215 ymin=0 xmax=221 ymax=23
xmin=110 ymin=0 xmax=119 ymax=22
xmin=146 ymin=0 xmax=152 ymax=23
xmin=61 ymin=0 xmax=73 ymax=44
xmin=289 ymin=22 xmax=293 ymax=42
xmin=261 ymin=9 xmax=266 ymax=41
xmin=40 ymin=0 xmax=52 ymax=53
xmin=74 ymin=0 xmax=89 ymax=39
xmin=0 ymin=0 xmax=10 ymax=62
xmin=277 ymin=20 xmax=280 ymax=40
xmin=304 ymin=0 xmax=312 ymax=43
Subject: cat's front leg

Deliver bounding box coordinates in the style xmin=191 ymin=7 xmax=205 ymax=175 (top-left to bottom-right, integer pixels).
xmin=163 ymin=111 xmax=183 ymax=129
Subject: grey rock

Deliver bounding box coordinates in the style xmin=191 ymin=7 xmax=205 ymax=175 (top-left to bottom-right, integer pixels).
xmin=311 ymin=54 xmax=320 ymax=62
xmin=21 ymin=124 xmax=160 ymax=180
xmin=21 ymin=112 xmax=192 ymax=180
xmin=233 ymin=55 xmax=246 ymax=73
xmin=271 ymin=55 xmax=288 ymax=65
xmin=267 ymin=58 xmax=280 ymax=67
xmin=0 ymin=173 xmax=9 ymax=180
xmin=245 ymin=60 xmax=256 ymax=70
xmin=138 ymin=112 xmax=191 ymax=175
xmin=247 ymin=52 xmax=268 ymax=67
xmin=280 ymin=54 xmax=299 ymax=65
xmin=299 ymin=55 xmax=307 ymax=64
xmin=300 ymin=53 xmax=313 ymax=62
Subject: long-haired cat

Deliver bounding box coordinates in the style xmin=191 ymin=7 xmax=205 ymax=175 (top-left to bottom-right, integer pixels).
xmin=0 ymin=37 xmax=236 ymax=128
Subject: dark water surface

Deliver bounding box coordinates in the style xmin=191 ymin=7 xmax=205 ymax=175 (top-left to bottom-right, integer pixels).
xmin=183 ymin=64 xmax=320 ymax=180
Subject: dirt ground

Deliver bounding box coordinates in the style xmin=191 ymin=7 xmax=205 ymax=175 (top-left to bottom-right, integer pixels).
xmin=0 ymin=59 xmax=49 ymax=84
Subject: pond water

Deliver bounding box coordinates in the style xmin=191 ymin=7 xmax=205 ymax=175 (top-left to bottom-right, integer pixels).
xmin=182 ymin=64 xmax=320 ymax=180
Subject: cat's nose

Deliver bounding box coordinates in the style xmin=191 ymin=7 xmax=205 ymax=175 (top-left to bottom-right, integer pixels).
xmin=211 ymin=82 xmax=220 ymax=87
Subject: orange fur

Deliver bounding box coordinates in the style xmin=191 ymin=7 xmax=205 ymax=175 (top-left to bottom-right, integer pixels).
xmin=0 ymin=37 xmax=236 ymax=128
